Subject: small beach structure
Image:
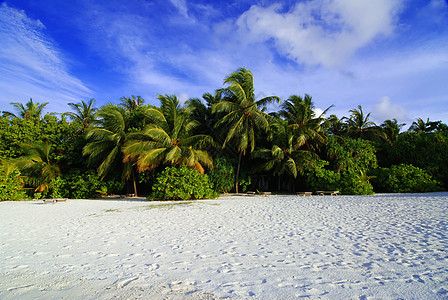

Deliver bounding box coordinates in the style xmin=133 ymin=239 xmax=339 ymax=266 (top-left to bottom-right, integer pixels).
xmin=316 ymin=191 xmax=339 ymax=196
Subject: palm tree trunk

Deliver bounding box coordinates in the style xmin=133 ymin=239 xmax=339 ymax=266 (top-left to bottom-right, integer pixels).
xmin=132 ymin=168 xmax=138 ymax=197
xmin=278 ymin=176 xmax=281 ymax=192
xmin=235 ymin=151 xmax=242 ymax=194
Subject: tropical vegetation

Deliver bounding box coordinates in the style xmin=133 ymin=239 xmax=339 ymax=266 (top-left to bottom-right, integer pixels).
xmin=0 ymin=67 xmax=446 ymax=200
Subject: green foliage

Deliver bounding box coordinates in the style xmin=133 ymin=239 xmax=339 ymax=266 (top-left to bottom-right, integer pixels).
xmin=51 ymin=170 xmax=124 ymax=199
xmin=212 ymin=67 xmax=280 ymax=193
xmin=305 ymin=160 xmax=374 ymax=195
xmin=339 ymin=171 xmax=374 ymax=195
xmin=123 ymin=95 xmax=213 ymax=175
xmin=239 ymin=175 xmax=252 ymax=193
xmin=15 ymin=142 xmax=61 ymax=193
xmin=1 ymin=75 xmax=446 ymax=198
xmin=0 ymin=114 xmax=81 ymax=160
xmin=371 ymin=164 xmax=441 ymax=193
xmin=207 ymin=157 xmax=235 ymax=193
xmin=327 ymin=136 xmax=377 ymax=173
xmin=388 ymin=132 xmax=448 ymax=189
xmin=344 ymin=105 xmax=383 ymax=140
xmin=151 ymin=166 xmax=218 ymax=200
xmin=305 ymin=161 xmax=341 ymax=191
xmin=305 ymin=137 xmax=376 ymax=195
xmin=0 ymin=170 xmax=25 ymax=201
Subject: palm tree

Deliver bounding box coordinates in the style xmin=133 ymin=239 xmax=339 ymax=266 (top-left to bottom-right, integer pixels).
xmin=381 ymin=119 xmax=405 ymax=146
xmin=212 ymin=67 xmax=280 ymax=193
xmin=63 ymin=99 xmax=97 ymax=131
xmin=279 ymin=94 xmax=332 ymax=152
xmin=83 ymin=104 xmax=137 ymax=196
xmin=323 ymin=114 xmax=347 ymax=136
xmin=123 ymin=95 xmax=213 ymax=175
xmin=253 ymin=119 xmax=315 ymax=191
xmin=15 ymin=142 xmax=60 ymax=193
xmin=187 ymin=90 xmax=223 ymax=136
xmin=344 ymin=105 xmax=383 ymax=140
xmin=0 ymin=159 xmax=16 ymax=177
xmin=119 ymin=96 xmax=144 ymax=112
xmin=3 ymin=98 xmax=49 ymax=119
xmin=408 ymin=117 xmax=439 ymax=133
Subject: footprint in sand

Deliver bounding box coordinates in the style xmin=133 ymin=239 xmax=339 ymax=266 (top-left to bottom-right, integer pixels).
xmin=10 ymin=265 xmax=29 ymax=271
xmin=144 ymin=263 xmax=160 ymax=271
xmin=116 ymin=276 xmax=139 ymax=288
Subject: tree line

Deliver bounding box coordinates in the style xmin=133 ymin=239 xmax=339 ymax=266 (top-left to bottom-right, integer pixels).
xmin=1 ymin=67 xmax=447 ymax=200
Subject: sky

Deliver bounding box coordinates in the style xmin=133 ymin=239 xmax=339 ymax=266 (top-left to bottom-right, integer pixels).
xmin=1 ymin=0 xmax=447 ymax=127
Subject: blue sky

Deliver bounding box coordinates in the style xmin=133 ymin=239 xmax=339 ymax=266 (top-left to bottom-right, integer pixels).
xmin=1 ymin=0 xmax=447 ymax=127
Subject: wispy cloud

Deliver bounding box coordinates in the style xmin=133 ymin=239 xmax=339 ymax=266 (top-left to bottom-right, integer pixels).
xmin=0 ymin=3 xmax=92 ymax=113
xmin=169 ymin=0 xmax=189 ymax=18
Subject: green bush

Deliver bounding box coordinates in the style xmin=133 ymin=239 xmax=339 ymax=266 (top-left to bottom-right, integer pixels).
xmin=371 ymin=164 xmax=441 ymax=193
xmin=388 ymin=132 xmax=448 ymax=188
xmin=0 ymin=170 xmax=25 ymax=201
xmin=339 ymin=171 xmax=374 ymax=195
xmin=305 ymin=160 xmax=374 ymax=195
xmin=51 ymin=170 xmax=124 ymax=199
xmin=306 ymin=165 xmax=341 ymax=192
xmin=151 ymin=166 xmax=218 ymax=200
xmin=239 ymin=175 xmax=252 ymax=192
xmin=207 ymin=157 xmax=235 ymax=193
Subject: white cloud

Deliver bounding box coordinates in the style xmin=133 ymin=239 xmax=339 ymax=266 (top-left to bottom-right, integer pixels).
xmin=169 ymin=0 xmax=190 ymax=19
xmin=236 ymin=0 xmax=403 ymax=68
xmin=372 ymin=96 xmax=409 ymax=123
xmin=0 ymin=3 xmax=92 ymax=113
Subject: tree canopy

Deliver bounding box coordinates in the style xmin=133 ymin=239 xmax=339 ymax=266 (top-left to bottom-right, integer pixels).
xmin=1 ymin=67 xmax=446 ymax=199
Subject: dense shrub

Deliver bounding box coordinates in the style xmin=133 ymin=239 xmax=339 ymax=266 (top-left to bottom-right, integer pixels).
xmin=388 ymin=132 xmax=448 ymax=189
xmin=305 ymin=160 xmax=374 ymax=195
xmin=0 ymin=170 xmax=25 ymax=201
xmin=371 ymin=164 xmax=441 ymax=193
xmin=327 ymin=136 xmax=377 ymax=173
xmin=306 ymin=163 xmax=340 ymax=192
xmin=207 ymin=157 xmax=235 ymax=193
xmin=51 ymin=170 xmax=124 ymax=199
xmin=339 ymin=171 xmax=374 ymax=195
xmin=151 ymin=166 xmax=218 ymax=200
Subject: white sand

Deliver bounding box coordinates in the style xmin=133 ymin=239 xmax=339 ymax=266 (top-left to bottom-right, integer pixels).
xmin=1 ymin=193 xmax=448 ymax=299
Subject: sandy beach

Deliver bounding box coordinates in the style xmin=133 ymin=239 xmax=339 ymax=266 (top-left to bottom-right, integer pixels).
xmin=1 ymin=193 xmax=448 ymax=299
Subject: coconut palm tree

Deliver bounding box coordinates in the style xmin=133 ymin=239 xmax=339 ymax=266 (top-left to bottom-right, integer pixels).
xmin=187 ymin=90 xmax=223 ymax=136
xmin=123 ymin=94 xmax=213 ymax=175
xmin=0 ymin=158 xmax=19 ymax=177
xmin=83 ymin=104 xmax=138 ymax=196
xmin=344 ymin=105 xmax=383 ymax=140
xmin=408 ymin=117 xmax=439 ymax=133
xmin=212 ymin=67 xmax=280 ymax=193
xmin=15 ymin=142 xmax=60 ymax=193
xmin=63 ymin=98 xmax=97 ymax=131
xmin=323 ymin=114 xmax=347 ymax=137
xmin=119 ymin=96 xmax=144 ymax=112
xmin=252 ymin=119 xmax=315 ymax=191
xmin=279 ymin=94 xmax=332 ymax=152
xmin=3 ymin=98 xmax=49 ymax=120
xmin=381 ymin=119 xmax=405 ymax=146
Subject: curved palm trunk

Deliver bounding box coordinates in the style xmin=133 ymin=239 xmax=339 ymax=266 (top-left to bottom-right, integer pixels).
xmin=132 ymin=167 xmax=138 ymax=197
xmin=235 ymin=151 xmax=242 ymax=194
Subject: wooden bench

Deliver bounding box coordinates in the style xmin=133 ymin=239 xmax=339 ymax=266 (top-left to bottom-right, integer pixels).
xmin=42 ymin=198 xmax=68 ymax=204
xmin=297 ymin=192 xmax=313 ymax=196
xmin=259 ymin=191 xmax=272 ymax=196
xmin=316 ymin=191 xmax=339 ymax=196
